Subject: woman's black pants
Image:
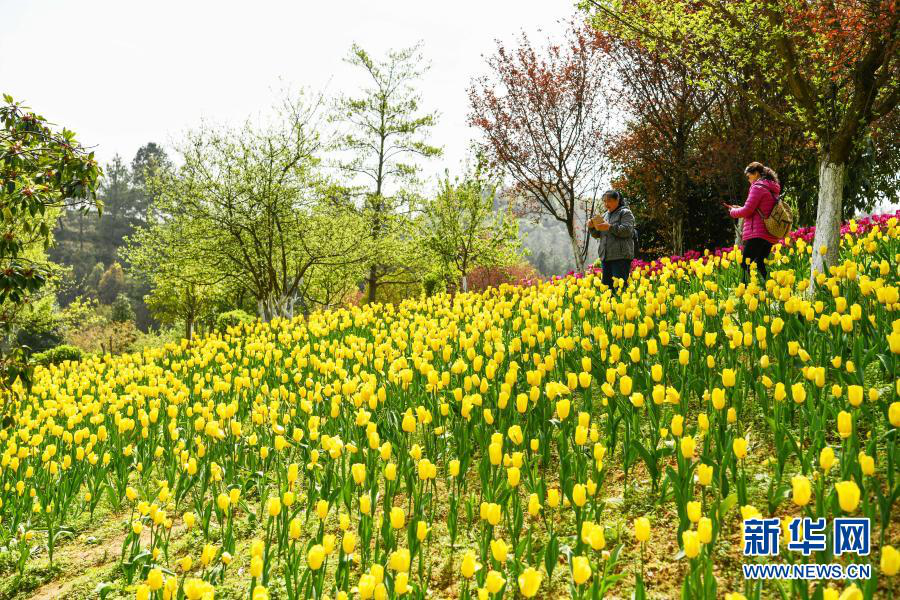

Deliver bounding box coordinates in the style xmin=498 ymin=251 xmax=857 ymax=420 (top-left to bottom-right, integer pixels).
xmin=742 ymin=238 xmax=773 ymax=282
xmin=602 ymin=259 xmax=632 ymax=293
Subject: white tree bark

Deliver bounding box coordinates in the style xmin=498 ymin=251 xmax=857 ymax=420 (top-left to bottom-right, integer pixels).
xmin=809 ymin=158 xmax=845 ymax=289
xmin=570 ymin=233 xmax=585 ymax=272
xmin=461 ymin=275 xmax=468 ymax=293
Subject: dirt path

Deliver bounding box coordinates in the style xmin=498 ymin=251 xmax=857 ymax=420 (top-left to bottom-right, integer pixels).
xmin=27 ymin=528 xmax=129 ymax=600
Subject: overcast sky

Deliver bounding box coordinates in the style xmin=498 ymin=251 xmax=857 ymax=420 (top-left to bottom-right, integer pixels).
xmin=1 ymin=1 xmax=575 ymax=187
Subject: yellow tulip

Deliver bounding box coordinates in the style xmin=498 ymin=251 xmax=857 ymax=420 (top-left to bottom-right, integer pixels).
xmin=460 ymin=550 xmax=481 ymax=579
xmin=837 ymin=411 xmax=852 ymax=438
xmin=697 ymin=464 xmax=713 ymax=486
xmin=686 ymin=501 xmax=701 ymax=523
xmin=858 ymin=452 xmax=874 ymax=476
xmin=416 ymin=521 xmax=429 ymax=541
xmin=390 ymin=506 xmax=405 ymax=529
xmin=507 ymin=466 xmax=520 ymax=487
xmin=391 ymin=572 xmax=408 ymax=595
xmin=733 ymin=437 xmax=748 ymax=460
xmin=485 ymin=569 xmax=505 ymax=593
xmin=307 ymin=544 xmax=325 ymax=570
xmin=680 ymin=436 xmax=696 ymax=459
xmin=146 ymin=568 xmax=164 ymax=591
xmin=791 ymin=382 xmax=806 ymax=404
xmin=572 ymin=556 xmax=592 ymax=585
xmin=266 ymin=497 xmax=281 ymax=517
xmin=671 ymin=415 xmax=684 ymax=437
xmin=682 ymin=530 xmax=700 ymax=558
xmin=527 ymin=493 xmax=541 ymax=516
xmin=820 ymin=446 xmax=836 ymax=471
xmin=881 ymin=545 xmax=899 ymax=576
xmin=711 ymin=387 xmax=726 ymax=410
xmin=791 ymin=475 xmax=811 ymax=506
xmin=634 ymin=517 xmax=650 ymax=542
xmin=838 ymin=584 xmax=862 ymax=600
xmin=517 ymin=566 xmax=542 ymax=597
xmin=547 ymin=488 xmax=560 ymax=508
xmin=698 ymin=517 xmax=712 ymax=544
xmin=572 ymin=483 xmax=587 ymax=507
xmin=490 ymin=538 xmax=509 ymax=563
xmin=388 ymin=548 xmax=410 ymax=572
xmin=721 ymin=369 xmax=735 ymax=387
xmin=835 ymin=481 xmax=860 ymax=513
xmin=351 ymin=463 xmax=366 ymax=485
xmin=250 ymin=555 xmax=263 ymax=578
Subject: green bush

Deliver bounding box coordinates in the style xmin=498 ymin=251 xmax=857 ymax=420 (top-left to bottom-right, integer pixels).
xmin=110 ymin=293 xmax=135 ymax=323
xmin=14 ymin=295 xmax=63 ymax=355
xmin=215 ymin=309 xmax=255 ymax=332
xmin=31 ymin=344 xmax=83 ymax=366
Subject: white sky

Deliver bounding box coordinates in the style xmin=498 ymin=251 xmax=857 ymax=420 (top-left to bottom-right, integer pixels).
xmin=0 ymin=0 xmax=575 ymax=187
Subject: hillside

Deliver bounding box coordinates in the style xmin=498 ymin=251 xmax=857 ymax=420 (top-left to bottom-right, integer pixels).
xmin=0 ymin=214 xmax=897 ymax=600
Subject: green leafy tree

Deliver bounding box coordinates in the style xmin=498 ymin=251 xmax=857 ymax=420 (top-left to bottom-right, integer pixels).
xmin=123 ymin=207 xmax=227 ymax=340
xmin=110 ymin=293 xmax=135 ymax=323
xmin=0 ymin=95 xmax=101 ymax=388
xmin=334 ymin=43 xmax=441 ymax=303
xmin=582 ymin=0 xmax=899 ymax=284
xmin=97 ymin=262 xmax=125 ymax=304
xmin=421 ymin=167 xmax=520 ymax=292
xmin=142 ymin=93 xmax=369 ymax=322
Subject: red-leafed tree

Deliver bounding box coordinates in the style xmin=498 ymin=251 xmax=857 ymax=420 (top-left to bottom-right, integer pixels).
xmin=605 ymin=39 xmax=822 ymax=255
xmin=604 ymin=42 xmax=718 ymax=255
xmin=469 ymin=22 xmax=614 ymax=272
xmin=583 ymin=0 xmax=900 ymax=286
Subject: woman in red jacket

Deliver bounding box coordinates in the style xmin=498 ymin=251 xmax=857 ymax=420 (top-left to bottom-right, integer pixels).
xmin=724 ymin=162 xmax=780 ymax=282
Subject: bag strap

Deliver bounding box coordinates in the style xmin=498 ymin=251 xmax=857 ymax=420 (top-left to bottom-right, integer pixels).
xmin=755 ymin=185 xmax=779 ymax=220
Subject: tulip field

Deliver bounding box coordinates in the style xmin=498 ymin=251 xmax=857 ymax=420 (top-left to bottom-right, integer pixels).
xmin=0 ymin=214 xmax=898 ymax=600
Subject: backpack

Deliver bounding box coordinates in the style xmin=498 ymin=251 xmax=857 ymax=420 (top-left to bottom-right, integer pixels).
xmin=757 ymin=186 xmax=793 ymax=239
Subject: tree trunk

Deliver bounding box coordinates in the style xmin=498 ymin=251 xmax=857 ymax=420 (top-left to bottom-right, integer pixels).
xmin=672 ymin=217 xmax=684 ymax=256
xmin=366 ymin=264 xmax=378 ymax=303
xmin=185 ymin=314 xmax=194 ymax=341
xmin=809 ymin=157 xmax=845 ymax=288
xmin=568 ymin=226 xmax=585 ymax=272
xmin=461 ymin=274 xmax=468 ymax=293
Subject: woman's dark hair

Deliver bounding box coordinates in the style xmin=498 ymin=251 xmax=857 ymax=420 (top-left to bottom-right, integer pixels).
xmin=602 ymin=189 xmax=621 ymax=201
xmin=744 ymin=162 xmax=779 ymax=183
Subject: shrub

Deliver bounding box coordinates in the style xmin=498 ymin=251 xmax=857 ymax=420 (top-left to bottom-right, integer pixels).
xmin=128 ymin=327 xmax=183 ymax=354
xmin=465 ymin=263 xmax=540 ymax=292
xmin=13 ymin=296 xmax=63 ymax=355
xmin=215 ymin=309 xmax=255 ymax=332
xmin=110 ymin=293 xmax=135 ymax=323
xmin=31 ymin=344 xmax=83 ymax=366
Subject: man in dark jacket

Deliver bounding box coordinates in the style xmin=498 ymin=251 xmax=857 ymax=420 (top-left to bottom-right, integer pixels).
xmin=588 ymin=190 xmax=635 ymax=293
